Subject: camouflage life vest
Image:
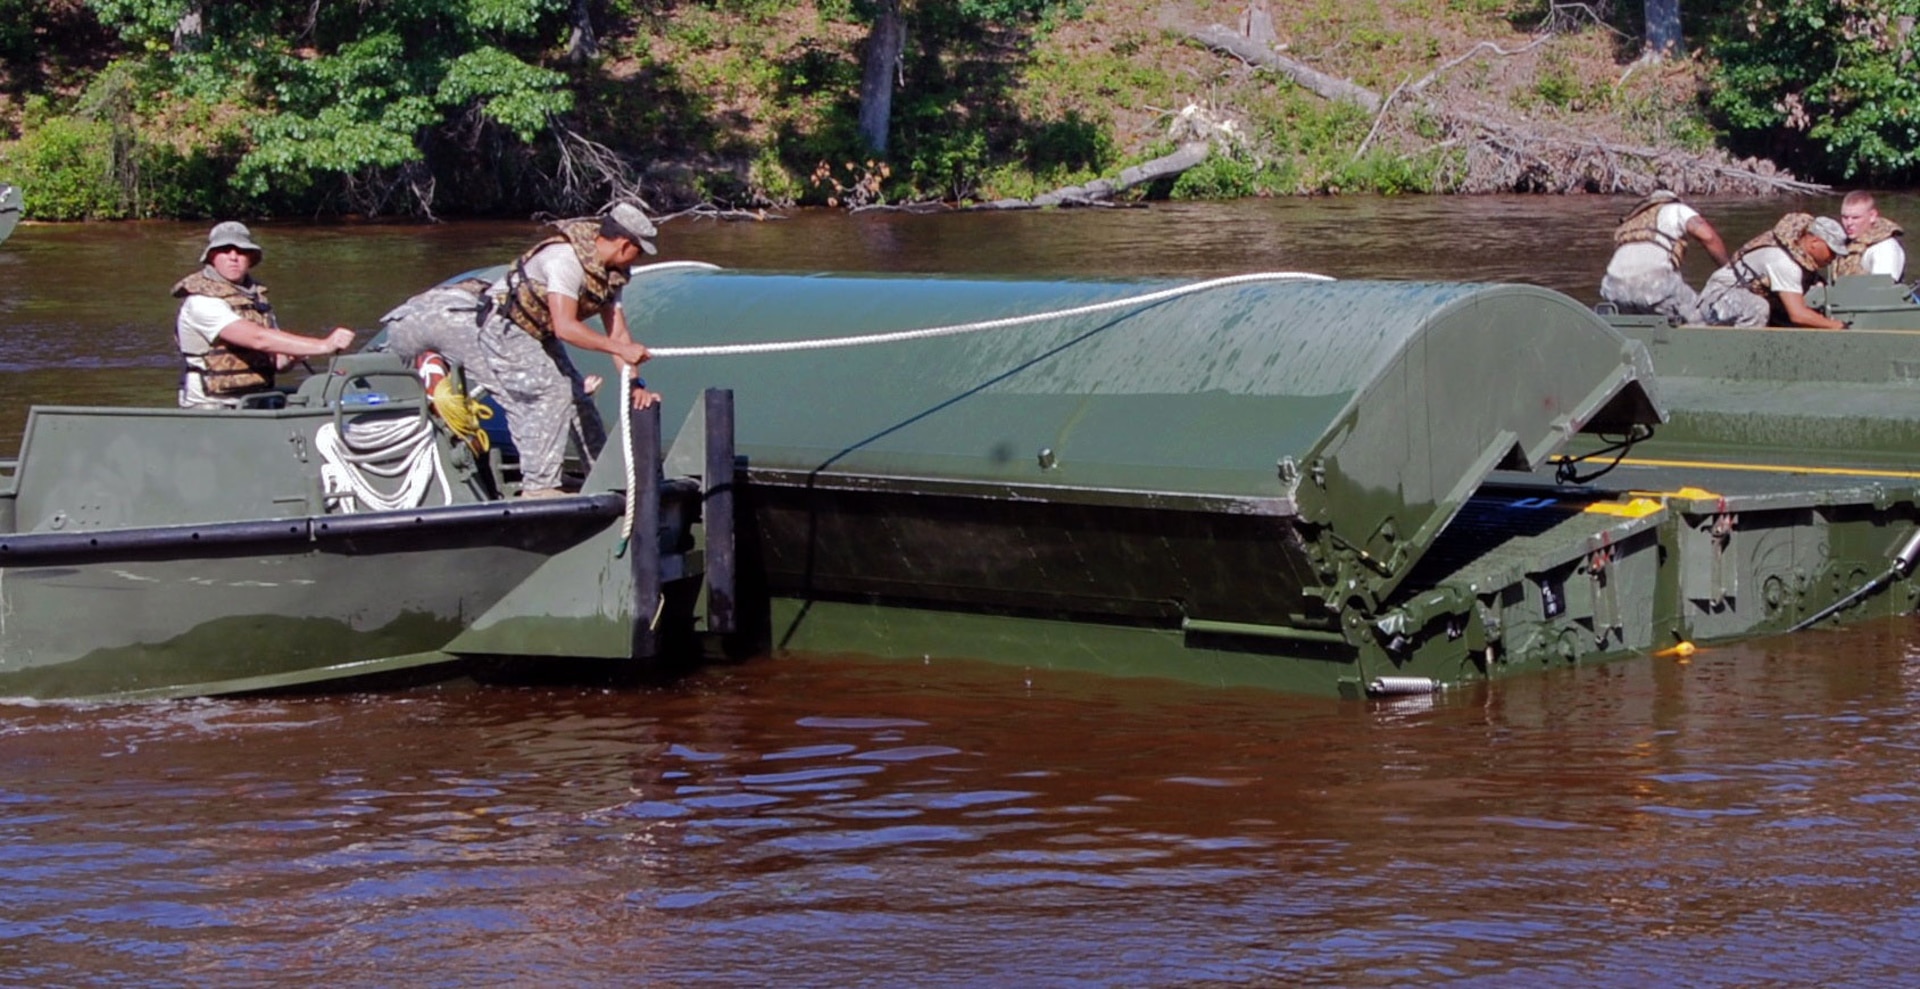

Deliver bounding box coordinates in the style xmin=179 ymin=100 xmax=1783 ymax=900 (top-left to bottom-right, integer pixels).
xmin=172 ymin=268 xmax=278 ymax=397
xmin=498 ymin=220 xmax=630 ymax=340
xmin=1614 ymin=191 xmax=1686 ymax=269
xmin=1833 ymin=216 xmax=1904 ymax=277
xmin=1730 ymin=213 xmax=1826 ymax=296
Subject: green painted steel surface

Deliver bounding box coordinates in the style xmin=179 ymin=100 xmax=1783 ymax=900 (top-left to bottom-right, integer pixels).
xmin=619 ymin=271 xmax=1661 ymax=617
xmin=624 ymin=273 xmax=1658 ymax=495
xmin=5 ymin=353 xmax=491 ymax=532
xmin=604 ymin=269 xmax=1920 ymax=696
xmin=0 ymin=352 xmax=635 ymax=699
xmin=1609 ymin=322 xmax=1920 ymax=469
xmin=1813 ymin=275 xmax=1920 ymax=331
xmin=0 ymin=509 xmax=621 ymax=699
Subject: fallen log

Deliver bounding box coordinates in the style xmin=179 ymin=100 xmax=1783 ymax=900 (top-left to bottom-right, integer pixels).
xmin=1191 ymin=23 xmax=1380 ymax=112
xmin=1187 ymin=24 xmax=1830 ymax=197
xmin=970 ymin=141 xmax=1213 ymax=210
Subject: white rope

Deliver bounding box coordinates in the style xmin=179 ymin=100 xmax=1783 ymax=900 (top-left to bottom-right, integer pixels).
xmin=607 ymin=267 xmax=1329 ymax=540
xmin=315 ymin=412 xmax=452 ymax=514
xmin=636 ymin=260 xmax=725 ymax=276
xmin=647 ymin=271 xmax=1334 ymax=359
xmin=614 ymin=262 xmax=705 ymax=549
xmin=618 ymin=361 xmax=637 ymax=550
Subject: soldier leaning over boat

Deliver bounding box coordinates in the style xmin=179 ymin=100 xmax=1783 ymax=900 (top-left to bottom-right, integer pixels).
xmin=172 ymin=222 xmax=355 ymax=409
xmin=1836 ymin=191 xmax=1907 ymax=282
xmin=1695 ymin=213 xmax=1850 ymax=330
xmin=379 ymin=203 xmax=659 ymax=499
xmin=1598 ymin=190 xmax=1731 ymax=324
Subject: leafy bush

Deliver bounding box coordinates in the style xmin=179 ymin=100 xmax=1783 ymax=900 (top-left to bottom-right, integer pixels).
xmin=1170 ymin=150 xmax=1273 ymax=199
xmin=1703 ymin=0 xmax=1920 ymax=180
xmin=8 ymin=117 xmax=122 ymax=220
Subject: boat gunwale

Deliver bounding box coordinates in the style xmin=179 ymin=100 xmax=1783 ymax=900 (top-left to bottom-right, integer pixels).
xmin=0 ymin=493 xmax=631 ymax=565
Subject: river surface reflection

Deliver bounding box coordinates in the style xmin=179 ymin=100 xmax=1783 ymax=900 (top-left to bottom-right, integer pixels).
xmin=4 ymin=194 xmax=1920 ymax=985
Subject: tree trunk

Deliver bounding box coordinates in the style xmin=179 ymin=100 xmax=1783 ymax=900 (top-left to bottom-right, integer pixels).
xmin=1191 ymin=23 xmax=1380 ymax=112
xmin=857 ymin=0 xmax=907 ymax=156
xmin=567 ymin=0 xmax=598 ymax=65
xmin=171 ymin=3 xmax=204 ymax=53
xmin=1644 ymin=0 xmax=1681 ymax=58
xmin=973 ymin=142 xmax=1213 ymax=209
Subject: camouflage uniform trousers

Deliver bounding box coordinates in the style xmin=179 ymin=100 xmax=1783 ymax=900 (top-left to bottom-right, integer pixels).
xmin=376 ymin=284 xmax=503 ymax=397
xmin=1695 ymin=270 xmax=1771 ymax=328
xmin=476 ymin=313 xmax=606 ymax=491
xmin=1599 ymin=267 xmax=1699 ymax=323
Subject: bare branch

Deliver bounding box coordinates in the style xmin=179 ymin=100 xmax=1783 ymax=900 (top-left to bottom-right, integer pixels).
xmin=1408 ymin=34 xmax=1553 ymax=95
xmin=1354 ymin=73 xmax=1413 ymax=160
xmin=1187 ymin=26 xmax=1831 ymax=198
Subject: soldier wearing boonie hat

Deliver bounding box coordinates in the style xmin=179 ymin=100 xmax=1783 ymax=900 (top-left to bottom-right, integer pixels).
xmin=1696 ymin=212 xmax=1851 ymax=330
xmin=171 ymin=221 xmax=357 ymax=408
xmin=470 ymin=201 xmax=660 ymax=498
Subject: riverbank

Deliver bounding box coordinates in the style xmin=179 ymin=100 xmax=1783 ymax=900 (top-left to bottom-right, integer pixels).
xmin=0 ymin=1 xmax=1879 ymax=219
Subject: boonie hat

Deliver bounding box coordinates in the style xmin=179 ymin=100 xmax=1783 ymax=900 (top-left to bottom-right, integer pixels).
xmin=606 ymin=202 xmax=658 ymax=255
xmin=1807 ymin=216 xmax=1847 ymax=256
xmin=202 ymin=221 xmax=263 ymax=263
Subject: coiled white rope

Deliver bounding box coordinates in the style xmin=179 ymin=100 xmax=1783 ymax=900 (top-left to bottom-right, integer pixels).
xmin=316 ymin=412 xmax=453 ymax=514
xmin=647 ymin=270 xmax=1334 ymax=359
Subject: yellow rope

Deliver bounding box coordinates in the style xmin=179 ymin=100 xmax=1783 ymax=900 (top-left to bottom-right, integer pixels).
xmin=429 ymin=377 xmax=492 ymax=456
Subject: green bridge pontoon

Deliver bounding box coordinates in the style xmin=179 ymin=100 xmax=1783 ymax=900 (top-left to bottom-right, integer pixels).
xmin=7 ymin=263 xmax=1920 ymax=700
xmin=615 ymin=267 xmax=1920 ymax=697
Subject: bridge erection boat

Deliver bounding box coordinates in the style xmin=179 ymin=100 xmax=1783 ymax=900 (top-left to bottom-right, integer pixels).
xmin=608 ymin=267 xmax=1920 ymax=697
xmin=9 ymin=262 xmax=1919 ymax=701
xmin=0 ymin=350 xmax=727 ymax=701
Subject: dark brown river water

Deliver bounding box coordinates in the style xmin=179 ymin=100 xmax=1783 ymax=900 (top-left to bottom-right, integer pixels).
xmin=5 ymin=194 xmax=1920 ymax=986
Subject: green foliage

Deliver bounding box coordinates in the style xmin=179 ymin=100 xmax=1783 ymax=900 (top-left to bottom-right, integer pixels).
xmin=1168 ymin=150 xmax=1278 ymax=199
xmin=7 ymin=117 xmax=121 ymax=220
xmin=666 ymin=7 xmax=727 ymax=51
xmin=81 ymin=0 xmax=576 ymax=214
xmin=18 ymin=0 xmax=1899 ymax=217
xmin=1332 ymin=149 xmax=1435 ymax=194
xmin=1531 ymin=65 xmax=1579 ymax=110
xmin=1617 ymin=86 xmax=1717 ymax=153
xmin=749 ymin=148 xmax=805 ymax=203
xmin=1020 ymin=111 xmax=1116 ymax=177
xmin=897 ymin=113 xmax=992 ymax=200
xmin=438 ymin=48 xmax=574 ymax=140
xmin=1703 ymin=0 xmax=1920 ymax=179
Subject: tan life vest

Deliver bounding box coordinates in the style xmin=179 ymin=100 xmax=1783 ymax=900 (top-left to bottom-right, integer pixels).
xmin=171 ymin=268 xmax=278 ymax=396
xmin=1730 ymin=213 xmax=1825 ymax=295
xmin=1833 ymin=216 xmax=1904 ymax=277
xmin=1613 ymin=192 xmax=1687 ymax=269
xmin=498 ymin=220 xmax=631 ymax=340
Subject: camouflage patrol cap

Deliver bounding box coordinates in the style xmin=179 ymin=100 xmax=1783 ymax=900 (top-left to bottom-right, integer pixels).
xmin=1807 ymin=216 xmax=1847 ymax=256
xmin=605 ymin=202 xmax=658 ymax=255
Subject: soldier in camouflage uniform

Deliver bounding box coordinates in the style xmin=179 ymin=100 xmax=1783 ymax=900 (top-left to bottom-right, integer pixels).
xmin=474 ymin=203 xmax=657 ymax=497
xmin=376 ymin=276 xmax=503 ymax=397
xmin=173 ymin=221 xmax=356 ymax=409
xmin=1697 ymin=213 xmax=1849 ymax=329
xmin=1598 ymin=190 xmax=1730 ymax=323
